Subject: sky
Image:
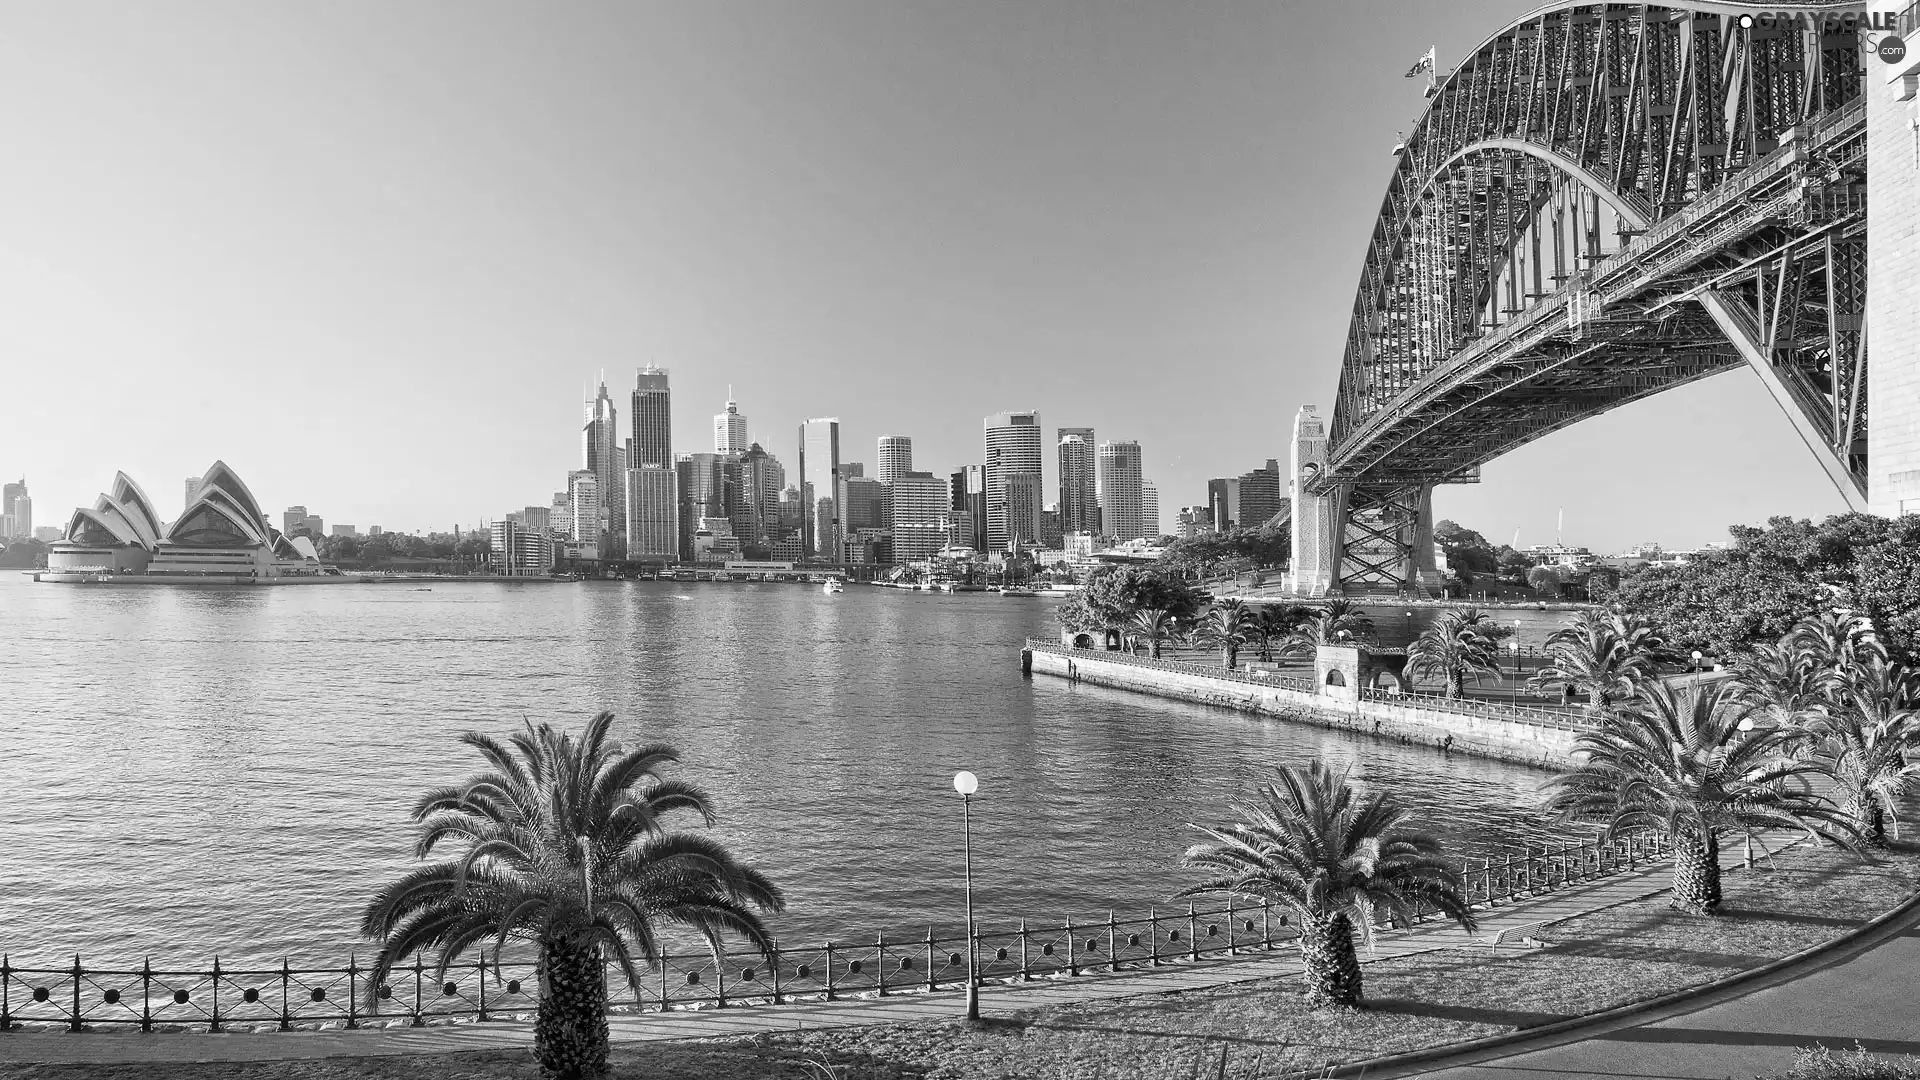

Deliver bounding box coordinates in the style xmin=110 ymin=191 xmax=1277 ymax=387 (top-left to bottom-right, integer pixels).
xmin=0 ymin=1 xmax=1851 ymax=551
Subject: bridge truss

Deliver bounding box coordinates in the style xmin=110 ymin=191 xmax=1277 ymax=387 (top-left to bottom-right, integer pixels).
xmin=1306 ymin=1 xmax=1872 ymax=595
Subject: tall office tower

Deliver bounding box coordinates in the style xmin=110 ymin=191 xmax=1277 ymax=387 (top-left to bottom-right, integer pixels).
xmin=678 ymin=452 xmax=738 ymax=560
xmin=877 ymin=436 xmax=913 ymax=482
xmin=888 ymin=471 xmax=949 ymax=562
xmin=843 ymin=477 xmax=887 ymax=535
xmin=567 ymin=471 xmax=601 ymax=549
xmin=305 ymin=514 xmax=325 ymax=537
xmin=1142 ymin=481 xmax=1161 ymax=539
xmin=1056 ymin=428 xmax=1099 ymax=534
xmin=550 ymin=490 xmax=570 ymax=531
xmin=798 ymin=418 xmax=842 ymax=558
xmin=1235 ymin=459 xmax=1285 ymax=527
xmin=1175 ymin=506 xmax=1211 ymax=539
xmin=283 ymin=506 xmax=309 ymax=536
xmin=522 ymin=506 xmax=550 ymax=533
xmin=491 ymin=519 xmax=554 ymax=576
xmin=1208 ymin=477 xmax=1241 ymax=531
xmin=779 ymin=486 xmax=805 ymax=542
xmin=625 ymin=464 xmax=680 ymax=562
xmin=1004 ymin=473 xmax=1043 ymax=549
xmin=1039 ymin=507 xmax=1064 ymax=547
xmin=630 ymin=366 xmax=673 ymax=468
xmin=2 ymin=479 xmax=26 ymax=539
xmin=583 ymin=378 xmax=625 ymax=557
xmin=736 ymin=443 xmax=785 ymax=549
xmin=948 ymin=465 xmax=989 ymax=553
xmin=183 ymin=477 xmax=202 ymax=514
xmin=841 ymin=462 xmax=864 ymax=478
xmin=983 ymin=411 xmax=1043 ymax=552
xmin=714 ymin=392 xmax=748 ymax=454
xmin=1096 ymin=440 xmax=1145 ymax=541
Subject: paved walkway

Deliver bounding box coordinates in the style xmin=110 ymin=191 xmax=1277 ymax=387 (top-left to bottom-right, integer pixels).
xmin=0 ymin=854 xmax=1701 ymax=1065
xmin=1387 ymin=884 xmax=1920 ymax=1079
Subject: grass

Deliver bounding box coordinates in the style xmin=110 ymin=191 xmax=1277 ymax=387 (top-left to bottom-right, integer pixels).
xmin=1759 ymin=1046 xmax=1920 ymax=1080
xmin=2 ymin=841 xmax=1915 ymax=1080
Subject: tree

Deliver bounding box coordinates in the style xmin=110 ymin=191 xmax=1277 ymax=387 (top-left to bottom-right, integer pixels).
xmin=1525 ymin=565 xmax=1563 ymax=598
xmin=1195 ymin=600 xmax=1254 ymax=670
xmin=1278 ymin=600 xmax=1375 ymax=662
xmin=1433 ymin=520 xmax=1499 ymax=582
xmin=1542 ymin=682 xmax=1861 ymax=915
xmin=1249 ymin=604 xmax=1310 ymax=663
xmin=1528 ymin=610 xmax=1667 ymax=716
xmin=1127 ymin=608 xmax=1181 ymax=660
xmin=1179 ymin=761 xmax=1475 ymax=1007
xmin=1056 ymin=565 xmax=1205 ymax=635
xmin=362 ymin=713 xmax=783 ymax=1078
xmin=1405 ymin=608 xmax=1507 ymax=699
xmin=1159 ymin=526 xmax=1291 ymax=580
xmin=1496 ymin=547 xmax=1534 ymax=582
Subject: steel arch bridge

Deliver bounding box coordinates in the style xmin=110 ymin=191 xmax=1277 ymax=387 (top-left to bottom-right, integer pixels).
xmin=1292 ymin=0 xmax=1879 ymax=596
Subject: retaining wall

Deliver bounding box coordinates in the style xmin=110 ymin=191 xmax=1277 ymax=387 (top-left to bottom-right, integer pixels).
xmin=1027 ymin=645 xmax=1579 ymax=769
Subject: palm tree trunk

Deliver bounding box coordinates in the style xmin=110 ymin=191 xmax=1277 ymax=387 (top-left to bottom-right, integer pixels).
xmin=535 ymin=933 xmax=610 ymax=1079
xmin=1669 ymin=832 xmax=1722 ymax=916
xmin=1447 ymin=670 xmax=1465 ymax=699
xmin=1845 ymin=792 xmax=1888 ymax=847
xmin=1295 ymin=912 xmax=1363 ymax=1007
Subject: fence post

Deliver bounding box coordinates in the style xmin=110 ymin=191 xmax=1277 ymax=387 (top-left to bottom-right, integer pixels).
xmin=660 ymin=947 xmax=671 ymax=1012
xmin=69 ymin=955 xmax=81 ymax=1034
xmin=770 ymin=940 xmax=783 ymax=1004
xmin=1188 ymin=902 xmax=1200 ymax=961
xmin=139 ymin=957 xmax=150 ymax=1033
xmin=1262 ymin=900 xmax=1272 ymax=948
xmin=413 ymin=953 xmax=424 ymax=1027
xmin=716 ymin=950 xmax=727 ymax=1009
xmin=280 ymin=959 xmax=292 ymax=1032
xmin=1065 ymin=916 xmax=1078 ymax=977
xmin=874 ymin=933 xmax=886 ymax=998
xmin=1226 ymin=896 xmax=1237 ymax=957
xmin=1149 ymin=909 xmax=1162 ymax=967
xmin=210 ymin=956 xmax=222 ymax=1032
xmin=1107 ymin=911 xmax=1119 ymax=972
xmin=824 ymin=942 xmax=835 ymax=1001
xmin=924 ymin=929 xmax=935 ymax=993
xmin=1019 ymin=921 xmax=1030 ymax=982
xmin=472 ymin=955 xmax=483 ymax=1023
xmin=2 ymin=954 xmax=10 ymax=1033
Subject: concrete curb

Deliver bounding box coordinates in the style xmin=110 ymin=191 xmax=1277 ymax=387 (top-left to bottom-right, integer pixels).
xmin=1322 ymin=879 xmax=1920 ymax=1079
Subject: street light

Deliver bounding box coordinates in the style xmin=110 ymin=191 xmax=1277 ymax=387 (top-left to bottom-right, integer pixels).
xmin=953 ymin=770 xmax=981 ymax=1021
xmin=1692 ymin=650 xmax=1703 ymax=674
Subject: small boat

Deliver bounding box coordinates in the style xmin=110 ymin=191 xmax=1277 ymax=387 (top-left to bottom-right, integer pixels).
xmin=1000 ymin=586 xmax=1039 ymax=597
xmin=822 ymin=578 xmax=845 ymax=594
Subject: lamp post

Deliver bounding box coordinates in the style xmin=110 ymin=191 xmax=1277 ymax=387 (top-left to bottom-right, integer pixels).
xmin=1692 ymin=650 xmax=1703 ymax=675
xmin=1737 ymin=718 xmax=1756 ymax=868
xmin=1507 ymin=641 xmax=1520 ymax=703
xmin=953 ymin=770 xmax=981 ymax=1021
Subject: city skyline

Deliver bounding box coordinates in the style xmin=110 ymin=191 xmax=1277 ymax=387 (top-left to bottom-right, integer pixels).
xmin=0 ymin=1 xmax=1853 ymax=552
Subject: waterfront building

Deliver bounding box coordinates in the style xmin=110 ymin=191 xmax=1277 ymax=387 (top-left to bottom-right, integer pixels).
xmin=678 ymin=452 xmax=738 ymax=561
xmin=583 ymin=379 xmax=625 ymax=558
xmin=714 ymin=392 xmax=748 ymax=454
xmin=630 ymin=366 xmax=673 ymax=468
xmin=567 ymin=470 xmax=601 ymax=552
xmin=490 ymin=518 xmax=553 ymax=576
xmin=942 ymin=509 xmax=976 ymax=553
xmin=1 ymin=480 xmax=31 ymax=541
xmin=877 ymin=436 xmax=913 ymax=483
xmin=1143 ymin=481 xmax=1161 ymax=539
xmin=843 ymin=476 xmax=887 ymax=534
xmin=1056 ymin=428 xmax=1098 ymax=535
xmin=1097 ymin=440 xmax=1145 ymax=541
xmin=984 ymin=411 xmax=1043 ymax=552
xmin=624 ymin=464 xmax=679 ymax=563
xmin=49 ymin=462 xmax=320 ymax=576
xmin=779 ymin=485 xmax=804 ymax=541
xmin=949 ymin=465 xmax=988 ymax=554
xmin=799 ymin=418 xmax=842 ymax=559
xmin=520 ymin=506 xmax=550 ymax=533
xmin=334 ymin=524 xmax=358 ymax=537
xmin=735 ymin=443 xmax=786 ymax=551
xmin=1039 ymin=507 xmax=1064 ymax=547
xmin=693 ymin=516 xmax=743 ymax=563
xmin=889 ymin=471 xmax=949 ymax=563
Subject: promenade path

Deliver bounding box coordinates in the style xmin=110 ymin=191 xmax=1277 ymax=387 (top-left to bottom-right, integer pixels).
xmin=0 ymin=849 xmax=1723 ymax=1067
xmin=1389 ymin=881 xmax=1920 ymax=1079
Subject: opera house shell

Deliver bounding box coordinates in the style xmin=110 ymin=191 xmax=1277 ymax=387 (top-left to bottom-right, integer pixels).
xmin=47 ymin=461 xmax=322 ymax=579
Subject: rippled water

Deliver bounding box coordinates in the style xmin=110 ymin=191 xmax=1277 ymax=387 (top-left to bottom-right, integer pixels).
xmin=0 ymin=575 xmax=1576 ymax=967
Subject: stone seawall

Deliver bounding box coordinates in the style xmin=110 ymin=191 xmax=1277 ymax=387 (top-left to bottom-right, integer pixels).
xmin=1026 ymin=646 xmax=1579 ymax=770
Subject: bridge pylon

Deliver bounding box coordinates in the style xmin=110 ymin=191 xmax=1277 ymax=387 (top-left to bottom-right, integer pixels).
xmin=1284 ymin=406 xmax=1443 ymax=599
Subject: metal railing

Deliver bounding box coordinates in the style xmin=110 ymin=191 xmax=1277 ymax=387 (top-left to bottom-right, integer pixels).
xmin=1356 ymin=686 xmax=1594 ymax=731
xmin=1030 ymin=640 xmax=1313 ymax=692
xmin=0 ymin=830 xmax=1672 ymax=1033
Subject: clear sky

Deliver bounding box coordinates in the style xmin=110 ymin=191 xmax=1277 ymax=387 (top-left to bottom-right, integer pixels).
xmin=0 ymin=1 xmax=1850 ymax=550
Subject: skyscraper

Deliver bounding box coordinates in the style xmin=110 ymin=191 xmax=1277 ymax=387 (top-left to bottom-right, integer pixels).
xmin=843 ymin=476 xmax=887 ymax=534
xmin=735 ymin=443 xmax=785 ymax=550
xmin=1097 ymin=440 xmax=1145 ymax=541
xmin=1005 ymin=473 xmax=1043 ymax=549
xmin=1142 ymin=481 xmax=1161 ymax=539
xmin=714 ymin=392 xmax=748 ymax=454
xmin=2 ymin=479 xmax=27 ymax=540
xmin=983 ymin=411 xmax=1043 ymax=552
xmin=1056 ymin=428 xmax=1098 ymax=535
xmin=877 ymin=436 xmax=913 ymax=482
xmin=798 ymin=418 xmax=842 ymax=559
xmin=631 ymin=366 xmax=672 ymax=469
xmin=949 ymin=465 xmax=988 ymax=553
xmin=889 ymin=472 xmax=949 ymax=562
xmin=625 ymin=464 xmax=679 ymax=562
xmin=583 ymin=379 xmax=625 ymax=557
xmin=183 ymin=477 xmax=202 ymax=514
xmin=567 ymin=471 xmax=601 ymax=550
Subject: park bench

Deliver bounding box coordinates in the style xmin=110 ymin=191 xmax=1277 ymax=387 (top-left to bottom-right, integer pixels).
xmin=1485 ymin=920 xmax=1551 ymax=947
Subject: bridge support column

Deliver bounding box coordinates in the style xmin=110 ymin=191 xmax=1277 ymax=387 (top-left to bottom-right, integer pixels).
xmin=1284 ymin=407 xmax=1338 ymax=597
xmin=1331 ymin=483 xmax=1442 ymax=598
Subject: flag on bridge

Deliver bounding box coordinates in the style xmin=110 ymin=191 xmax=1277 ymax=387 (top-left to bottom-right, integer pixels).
xmin=1405 ymin=47 xmax=1436 ymax=78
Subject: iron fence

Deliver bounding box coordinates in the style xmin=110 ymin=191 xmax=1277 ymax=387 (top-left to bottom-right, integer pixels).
xmin=0 ymin=833 xmax=1672 ymax=1033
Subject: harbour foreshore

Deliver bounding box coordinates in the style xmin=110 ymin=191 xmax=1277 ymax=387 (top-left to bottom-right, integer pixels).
xmin=1022 ymin=640 xmax=1584 ymax=769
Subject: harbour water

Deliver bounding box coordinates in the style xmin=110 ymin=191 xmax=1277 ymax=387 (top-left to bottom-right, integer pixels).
xmin=0 ymin=575 xmax=1578 ymax=966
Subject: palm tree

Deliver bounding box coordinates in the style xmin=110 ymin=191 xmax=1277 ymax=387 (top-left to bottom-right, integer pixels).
xmin=1277 ymin=601 xmax=1373 ymax=663
xmin=363 ymin=713 xmax=784 ymax=1078
xmin=1405 ymin=608 xmax=1505 ymax=699
xmin=1528 ymin=610 xmax=1666 ymax=715
xmin=1542 ymin=682 xmax=1861 ymax=915
xmin=1805 ymin=658 xmax=1920 ymax=845
xmin=1724 ymin=639 xmax=1834 ymax=739
xmin=1128 ymin=607 xmax=1180 ymax=660
xmin=1318 ymin=598 xmax=1375 ymax=642
xmin=1791 ymin=609 xmax=1887 ymax=673
xmin=1195 ymin=600 xmax=1254 ymax=670
xmin=1179 ymin=761 xmax=1476 ymax=1007
xmin=1243 ymin=604 xmax=1300 ymax=663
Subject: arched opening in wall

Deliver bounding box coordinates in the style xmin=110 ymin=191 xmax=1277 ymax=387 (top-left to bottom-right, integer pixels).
xmin=1072 ymin=634 xmax=1094 ymax=650
xmin=1325 ymin=669 xmax=1347 ymax=687
xmin=1104 ymin=630 xmax=1122 ymax=651
xmin=1373 ymin=671 xmax=1402 ymax=695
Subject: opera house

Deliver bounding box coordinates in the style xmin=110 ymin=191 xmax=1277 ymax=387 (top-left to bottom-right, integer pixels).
xmin=43 ymin=461 xmax=328 ymax=582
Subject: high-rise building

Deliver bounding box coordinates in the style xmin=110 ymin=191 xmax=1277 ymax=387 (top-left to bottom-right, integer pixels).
xmin=521 ymin=506 xmax=550 ymax=533
xmin=630 ymin=366 xmax=673 ymax=469
xmin=949 ymin=465 xmax=988 ymax=553
xmin=491 ymin=518 xmax=553 ymax=576
xmin=567 ymin=471 xmax=601 ymax=551
xmin=798 ymin=418 xmax=842 ymax=559
xmin=1004 ymin=473 xmax=1043 ymax=549
xmin=3 ymin=479 xmax=28 ymax=539
xmin=888 ymin=471 xmax=948 ymax=562
xmin=779 ymin=486 xmax=805 ymax=544
xmin=984 ymin=411 xmax=1043 ymax=552
xmin=714 ymin=392 xmax=748 ymax=454
xmin=1143 ymin=481 xmax=1161 ymax=538
xmin=1057 ymin=428 xmax=1099 ymax=535
xmin=843 ymin=477 xmax=887 ymax=535
xmin=842 ymin=462 xmax=864 ymax=478
xmin=735 ymin=443 xmax=786 ymax=550
xmin=305 ymin=514 xmax=325 ymax=538
xmin=1237 ymin=459 xmax=1285 ymax=528
xmin=1176 ymin=506 xmax=1213 ymax=539
xmin=678 ymin=452 xmax=740 ymax=561
xmin=877 ymin=436 xmax=913 ymax=482
xmin=283 ymin=506 xmax=309 ymax=537
xmin=333 ymin=524 xmax=358 ymax=537
xmin=1097 ymin=440 xmax=1145 ymax=541
xmin=583 ymin=379 xmax=625 ymax=557
xmin=1208 ymin=477 xmax=1240 ymax=531
xmin=625 ymin=464 xmax=679 ymax=562
xmin=1039 ymin=507 xmax=1064 ymax=547
xmin=183 ymin=477 xmax=202 ymax=514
